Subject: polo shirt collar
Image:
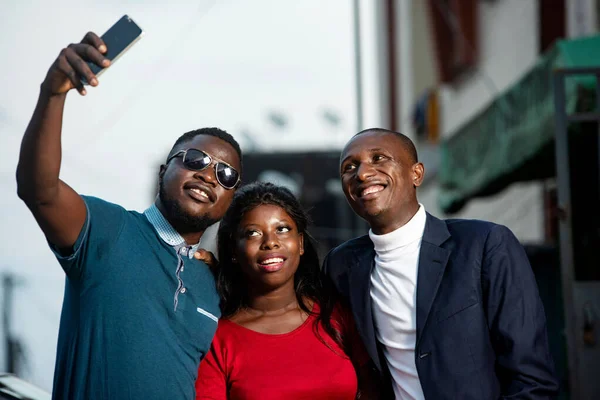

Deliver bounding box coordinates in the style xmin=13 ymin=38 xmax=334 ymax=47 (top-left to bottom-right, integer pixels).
xmin=144 ymin=204 xmax=201 ymax=257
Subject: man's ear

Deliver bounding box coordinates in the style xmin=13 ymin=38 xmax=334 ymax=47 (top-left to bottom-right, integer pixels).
xmin=159 ymin=164 xmax=167 ymax=180
xmin=412 ymin=162 xmax=425 ymax=187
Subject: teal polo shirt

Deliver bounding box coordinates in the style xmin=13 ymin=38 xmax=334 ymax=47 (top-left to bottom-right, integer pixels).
xmin=50 ymin=196 xmax=220 ymax=400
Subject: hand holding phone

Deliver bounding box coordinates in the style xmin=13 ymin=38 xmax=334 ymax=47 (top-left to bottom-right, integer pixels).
xmin=41 ymin=15 xmax=143 ymax=96
xmin=85 ymin=15 xmax=144 ymax=82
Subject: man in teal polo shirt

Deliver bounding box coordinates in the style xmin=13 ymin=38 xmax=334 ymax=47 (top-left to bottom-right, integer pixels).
xmin=16 ymin=32 xmax=241 ymax=399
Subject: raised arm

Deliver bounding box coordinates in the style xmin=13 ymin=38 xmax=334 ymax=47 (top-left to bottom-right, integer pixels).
xmin=16 ymin=32 xmax=110 ymax=252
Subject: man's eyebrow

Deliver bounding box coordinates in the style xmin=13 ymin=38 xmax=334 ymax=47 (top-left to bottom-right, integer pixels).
xmin=371 ymin=147 xmax=390 ymax=154
xmin=341 ymin=147 xmax=388 ymax=163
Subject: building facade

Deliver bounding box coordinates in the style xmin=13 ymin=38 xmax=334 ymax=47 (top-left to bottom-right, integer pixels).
xmin=361 ymin=0 xmax=599 ymax=243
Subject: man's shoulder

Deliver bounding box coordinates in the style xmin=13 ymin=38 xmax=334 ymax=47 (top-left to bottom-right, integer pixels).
xmin=81 ymin=195 xmax=143 ymax=218
xmin=323 ymin=235 xmax=372 ymax=290
xmin=436 ymin=215 xmax=518 ymax=250
xmin=442 ymin=217 xmax=500 ymax=237
xmin=327 ymin=234 xmax=372 ymax=261
xmin=80 ymin=195 xmax=149 ymax=240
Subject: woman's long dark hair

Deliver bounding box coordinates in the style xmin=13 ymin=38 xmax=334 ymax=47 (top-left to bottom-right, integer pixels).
xmin=216 ymin=181 xmax=349 ymax=356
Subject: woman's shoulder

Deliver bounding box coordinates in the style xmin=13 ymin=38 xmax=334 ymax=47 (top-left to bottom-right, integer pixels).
xmin=212 ymin=318 xmax=245 ymax=342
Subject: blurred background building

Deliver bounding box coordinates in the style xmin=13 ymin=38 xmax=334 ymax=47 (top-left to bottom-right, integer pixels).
xmin=1 ymin=0 xmax=599 ymax=398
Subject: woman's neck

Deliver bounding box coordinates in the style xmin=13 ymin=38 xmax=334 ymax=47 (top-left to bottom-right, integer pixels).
xmin=245 ymin=281 xmax=298 ymax=316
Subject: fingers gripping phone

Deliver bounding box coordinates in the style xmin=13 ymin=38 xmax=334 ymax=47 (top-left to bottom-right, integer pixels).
xmin=86 ymin=15 xmax=144 ymax=83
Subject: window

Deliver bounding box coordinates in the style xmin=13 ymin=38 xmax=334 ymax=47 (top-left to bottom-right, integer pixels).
xmin=539 ymin=0 xmax=565 ymax=54
xmin=427 ymin=0 xmax=479 ymax=83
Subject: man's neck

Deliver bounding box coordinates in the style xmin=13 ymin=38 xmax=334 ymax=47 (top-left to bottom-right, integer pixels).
xmin=370 ymin=201 xmax=420 ymax=235
xmin=154 ymin=199 xmax=204 ymax=245
xmin=179 ymin=231 xmax=203 ymax=246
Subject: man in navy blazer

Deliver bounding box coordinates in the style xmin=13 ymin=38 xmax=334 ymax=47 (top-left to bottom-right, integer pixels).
xmin=324 ymin=128 xmax=559 ymax=399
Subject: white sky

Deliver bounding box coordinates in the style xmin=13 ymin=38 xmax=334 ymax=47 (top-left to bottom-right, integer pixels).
xmin=0 ymin=0 xmax=384 ymax=391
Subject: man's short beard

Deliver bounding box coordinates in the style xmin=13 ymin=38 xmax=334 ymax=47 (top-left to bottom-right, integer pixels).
xmin=158 ymin=178 xmax=218 ymax=233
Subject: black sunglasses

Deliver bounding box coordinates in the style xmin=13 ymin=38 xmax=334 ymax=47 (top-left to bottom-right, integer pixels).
xmin=166 ymin=149 xmax=240 ymax=190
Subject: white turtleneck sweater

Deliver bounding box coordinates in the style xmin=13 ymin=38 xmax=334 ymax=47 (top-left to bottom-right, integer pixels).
xmin=369 ymin=204 xmax=427 ymax=400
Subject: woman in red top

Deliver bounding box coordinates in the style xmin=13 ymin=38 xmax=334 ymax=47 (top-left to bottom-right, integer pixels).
xmin=195 ymin=182 xmax=378 ymax=399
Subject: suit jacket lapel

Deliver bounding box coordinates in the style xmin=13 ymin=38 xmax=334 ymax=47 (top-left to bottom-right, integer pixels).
xmin=348 ymin=242 xmax=383 ymax=370
xmin=416 ymin=213 xmax=452 ymax=345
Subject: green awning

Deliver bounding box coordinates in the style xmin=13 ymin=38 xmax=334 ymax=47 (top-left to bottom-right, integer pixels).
xmin=438 ymin=35 xmax=600 ymax=214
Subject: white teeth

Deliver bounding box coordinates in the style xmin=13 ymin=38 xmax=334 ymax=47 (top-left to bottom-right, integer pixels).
xmin=190 ymin=188 xmax=209 ymax=198
xmin=260 ymin=257 xmax=284 ymax=265
xmin=361 ymin=185 xmax=384 ymax=196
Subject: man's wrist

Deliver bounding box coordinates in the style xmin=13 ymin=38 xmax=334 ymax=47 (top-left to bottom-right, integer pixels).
xmin=39 ymin=82 xmax=68 ymax=101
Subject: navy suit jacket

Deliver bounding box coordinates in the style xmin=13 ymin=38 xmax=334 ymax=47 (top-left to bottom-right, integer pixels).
xmin=323 ymin=213 xmax=559 ymax=399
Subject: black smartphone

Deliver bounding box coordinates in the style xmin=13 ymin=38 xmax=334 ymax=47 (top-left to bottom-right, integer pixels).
xmin=86 ymin=15 xmax=144 ymax=81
